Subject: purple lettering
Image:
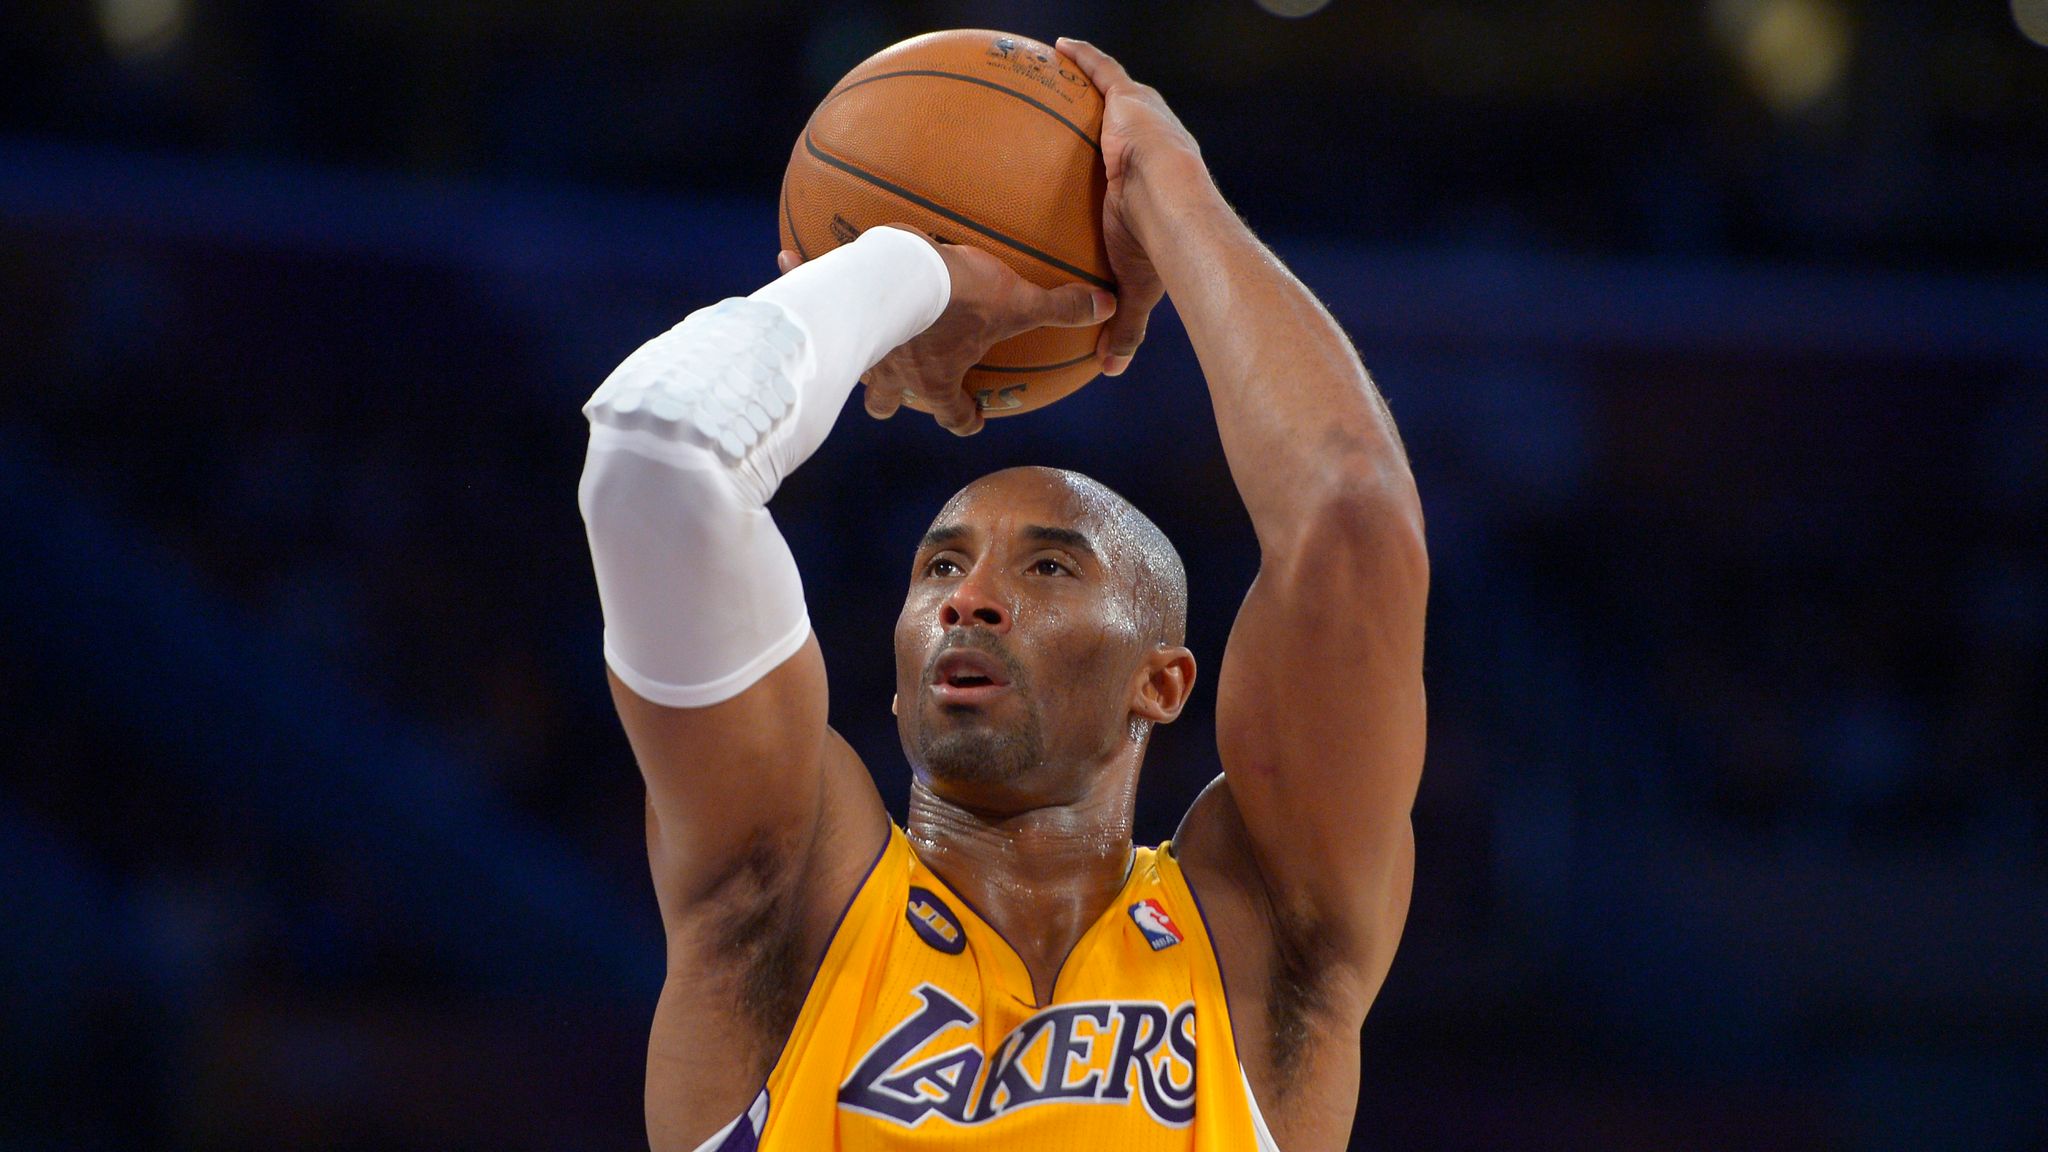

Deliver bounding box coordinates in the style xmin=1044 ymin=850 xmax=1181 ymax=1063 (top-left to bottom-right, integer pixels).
xmin=1101 ymin=1003 xmax=1167 ymax=1102
xmin=840 ymin=993 xmax=1198 ymax=1128
xmin=877 ymin=1046 xmax=982 ymax=1122
xmin=838 ymin=985 xmax=977 ymax=1123
xmin=1154 ymin=1003 xmax=1198 ymax=1120
xmin=969 ymin=1013 xmax=1053 ymax=1118
xmin=1001 ymin=1004 xmax=1110 ymax=1106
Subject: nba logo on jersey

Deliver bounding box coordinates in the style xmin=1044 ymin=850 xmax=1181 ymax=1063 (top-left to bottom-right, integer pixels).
xmin=1128 ymin=898 xmax=1183 ymax=950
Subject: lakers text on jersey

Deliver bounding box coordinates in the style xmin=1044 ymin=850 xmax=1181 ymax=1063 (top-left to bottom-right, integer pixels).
xmin=686 ymin=825 xmax=1283 ymax=1151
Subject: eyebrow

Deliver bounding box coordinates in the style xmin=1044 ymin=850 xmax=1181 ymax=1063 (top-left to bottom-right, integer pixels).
xmin=1021 ymin=525 xmax=1097 ymax=557
xmin=917 ymin=523 xmax=1098 ymax=557
xmin=919 ymin=524 xmax=971 ymax=553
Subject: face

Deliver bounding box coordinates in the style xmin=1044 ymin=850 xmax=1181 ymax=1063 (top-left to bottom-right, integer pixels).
xmin=894 ymin=470 xmax=1156 ymax=808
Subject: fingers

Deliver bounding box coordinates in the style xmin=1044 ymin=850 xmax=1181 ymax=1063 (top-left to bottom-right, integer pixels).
xmin=1056 ymin=38 xmax=1131 ymax=93
xmin=1098 ymin=278 xmax=1164 ymax=376
xmin=861 ymin=372 xmax=903 ymax=420
xmin=864 ymin=366 xmax=982 ymax=436
xmin=1015 ymin=282 xmax=1115 ymax=334
xmin=893 ymin=358 xmax=983 ymax=436
xmin=926 ymin=381 xmax=984 ymax=436
xmin=776 ymin=250 xmax=801 ymax=274
xmin=1098 ymin=327 xmax=1142 ymax=377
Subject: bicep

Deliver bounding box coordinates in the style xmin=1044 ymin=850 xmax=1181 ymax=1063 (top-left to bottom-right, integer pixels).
xmin=1211 ymin=519 xmax=1428 ymax=970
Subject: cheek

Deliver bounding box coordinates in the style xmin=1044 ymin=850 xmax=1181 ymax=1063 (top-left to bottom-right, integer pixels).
xmin=1039 ymin=609 xmax=1136 ymax=699
xmin=894 ymin=596 xmax=939 ymax=682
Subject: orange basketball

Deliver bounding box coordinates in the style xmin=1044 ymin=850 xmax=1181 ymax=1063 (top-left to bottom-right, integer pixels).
xmin=780 ymin=30 xmax=1110 ymax=418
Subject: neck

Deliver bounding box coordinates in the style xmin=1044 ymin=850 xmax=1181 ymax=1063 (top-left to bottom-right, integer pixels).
xmin=907 ymin=754 xmax=1141 ymax=1004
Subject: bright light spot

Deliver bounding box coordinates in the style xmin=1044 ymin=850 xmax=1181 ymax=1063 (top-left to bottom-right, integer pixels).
xmin=1711 ymin=0 xmax=1853 ymax=115
xmin=94 ymin=0 xmax=186 ymax=59
xmin=1255 ymin=0 xmax=1336 ymax=17
xmin=2016 ymin=0 xmax=2048 ymax=48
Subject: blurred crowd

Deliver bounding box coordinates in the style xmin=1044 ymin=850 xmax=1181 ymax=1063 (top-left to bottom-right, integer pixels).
xmin=3 ymin=1 xmax=2044 ymax=1149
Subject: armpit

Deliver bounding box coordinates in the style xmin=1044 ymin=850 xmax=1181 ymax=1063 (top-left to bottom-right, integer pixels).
xmin=700 ymin=838 xmax=811 ymax=1074
xmin=1262 ymin=897 xmax=1339 ymax=1093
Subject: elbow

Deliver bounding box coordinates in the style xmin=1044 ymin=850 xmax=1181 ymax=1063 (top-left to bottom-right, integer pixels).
xmin=576 ymin=434 xmax=648 ymax=538
xmin=1267 ymin=466 xmax=1430 ymax=607
xmin=578 ymin=426 xmax=745 ymax=540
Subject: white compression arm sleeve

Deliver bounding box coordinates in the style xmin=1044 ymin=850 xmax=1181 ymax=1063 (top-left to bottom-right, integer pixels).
xmin=578 ymin=226 xmax=950 ymax=707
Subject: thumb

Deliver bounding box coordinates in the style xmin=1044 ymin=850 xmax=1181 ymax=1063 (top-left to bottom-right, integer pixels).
xmin=1023 ymin=283 xmax=1117 ymax=331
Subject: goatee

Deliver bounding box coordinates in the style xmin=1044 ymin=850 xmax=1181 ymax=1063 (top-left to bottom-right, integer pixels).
xmin=912 ymin=630 xmax=1045 ymax=783
xmin=916 ymin=718 xmax=1046 ymax=785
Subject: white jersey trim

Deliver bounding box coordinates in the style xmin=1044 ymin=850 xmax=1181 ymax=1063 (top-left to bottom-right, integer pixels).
xmin=686 ymin=1087 xmax=768 ymax=1152
xmin=1243 ymin=1066 xmax=1285 ymax=1151
xmin=685 ymin=1049 xmax=1278 ymax=1148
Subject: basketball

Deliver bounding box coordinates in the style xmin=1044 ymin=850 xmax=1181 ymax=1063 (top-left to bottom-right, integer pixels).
xmin=780 ymin=30 xmax=1111 ymax=418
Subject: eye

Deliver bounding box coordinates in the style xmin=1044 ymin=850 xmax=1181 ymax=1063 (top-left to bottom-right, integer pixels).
xmin=1029 ymin=557 xmax=1071 ymax=577
xmin=925 ymin=556 xmax=964 ymax=578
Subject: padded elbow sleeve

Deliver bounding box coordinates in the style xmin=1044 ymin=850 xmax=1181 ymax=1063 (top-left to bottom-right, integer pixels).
xmin=579 ymin=435 xmax=810 ymax=707
xmin=579 ymin=226 xmax=948 ymax=707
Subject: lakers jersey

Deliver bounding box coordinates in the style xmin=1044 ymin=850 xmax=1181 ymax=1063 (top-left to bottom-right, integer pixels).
xmin=689 ymin=824 xmax=1282 ymax=1151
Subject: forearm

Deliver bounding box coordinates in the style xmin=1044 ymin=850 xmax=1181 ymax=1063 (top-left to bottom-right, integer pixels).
xmin=1133 ymin=165 xmax=1418 ymax=552
xmin=579 ymin=227 xmax=948 ymax=705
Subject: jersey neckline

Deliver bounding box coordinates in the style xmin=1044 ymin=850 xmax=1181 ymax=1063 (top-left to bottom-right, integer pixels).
xmin=905 ymin=837 xmax=1154 ymax=1009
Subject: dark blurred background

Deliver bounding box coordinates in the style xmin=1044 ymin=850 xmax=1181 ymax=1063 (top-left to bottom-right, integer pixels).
xmin=2 ymin=0 xmax=2045 ymax=1148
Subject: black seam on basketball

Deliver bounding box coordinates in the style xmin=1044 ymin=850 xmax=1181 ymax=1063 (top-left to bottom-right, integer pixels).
xmin=782 ymin=185 xmax=809 ymax=261
xmin=802 ymin=131 xmax=1114 ymax=290
xmin=822 ymin=69 xmax=1100 ymax=155
xmin=971 ymin=351 xmax=1098 ymax=373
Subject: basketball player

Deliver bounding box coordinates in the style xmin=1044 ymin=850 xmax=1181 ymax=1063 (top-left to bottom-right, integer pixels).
xmin=579 ymin=40 xmax=1426 ymax=1151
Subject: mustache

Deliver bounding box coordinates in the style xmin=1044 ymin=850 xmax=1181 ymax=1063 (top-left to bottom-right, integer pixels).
xmin=922 ymin=628 xmax=1027 ymax=687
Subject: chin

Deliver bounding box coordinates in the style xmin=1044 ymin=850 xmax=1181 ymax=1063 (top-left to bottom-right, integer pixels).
xmin=914 ymin=722 xmax=1045 ymax=788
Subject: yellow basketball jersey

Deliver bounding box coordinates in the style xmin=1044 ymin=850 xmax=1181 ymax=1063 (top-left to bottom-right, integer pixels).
xmin=690 ymin=824 xmax=1280 ymax=1151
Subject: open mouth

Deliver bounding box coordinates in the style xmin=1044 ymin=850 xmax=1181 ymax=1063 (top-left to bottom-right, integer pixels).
xmin=928 ymin=647 xmax=1014 ymax=703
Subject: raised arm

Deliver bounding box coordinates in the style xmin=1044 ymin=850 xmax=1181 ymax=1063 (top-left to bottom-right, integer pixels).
xmin=583 ymin=226 xmax=1109 ymax=1145
xmin=580 ymin=227 xmax=1110 ymax=923
xmin=1062 ymin=42 xmax=1428 ymax=1011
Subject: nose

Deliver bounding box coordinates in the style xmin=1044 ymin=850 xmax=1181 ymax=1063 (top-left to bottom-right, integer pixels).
xmin=939 ymin=569 xmax=1010 ymax=633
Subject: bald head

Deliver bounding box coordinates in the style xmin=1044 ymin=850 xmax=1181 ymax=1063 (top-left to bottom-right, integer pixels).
xmin=933 ymin=466 xmax=1188 ymax=648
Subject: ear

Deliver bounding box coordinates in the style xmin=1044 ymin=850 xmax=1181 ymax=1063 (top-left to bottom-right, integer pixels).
xmin=891 ymin=693 xmax=899 ymax=717
xmin=1129 ymin=645 xmax=1197 ymax=725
